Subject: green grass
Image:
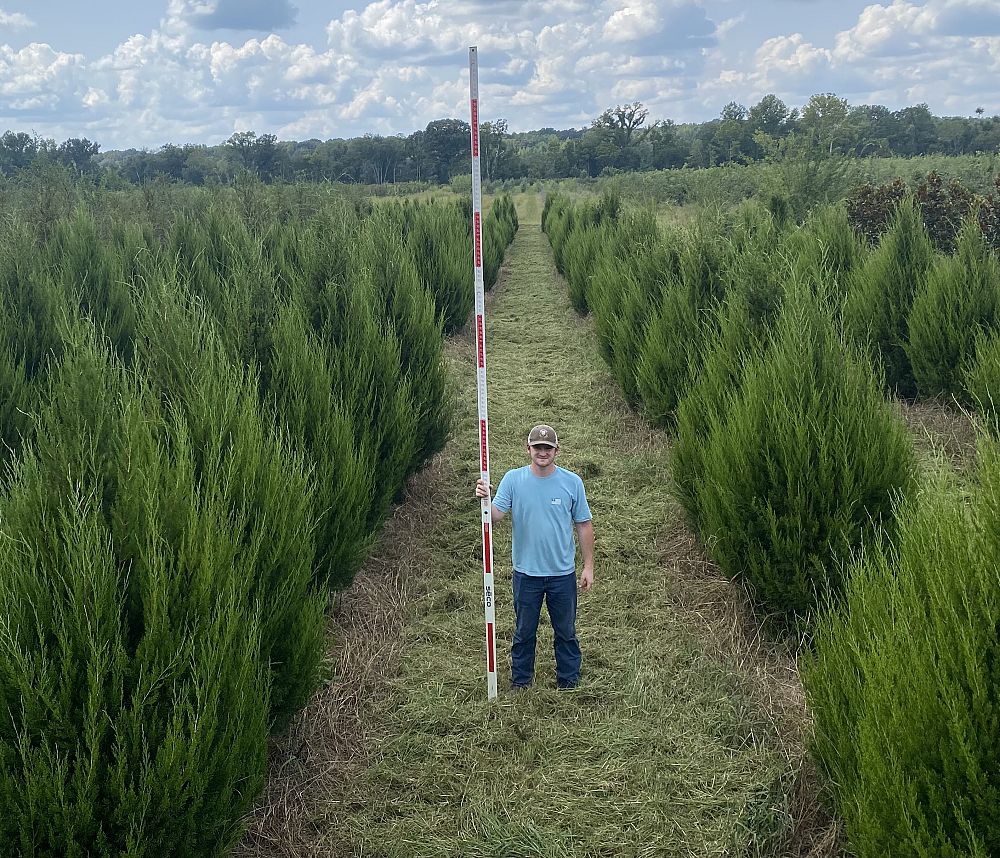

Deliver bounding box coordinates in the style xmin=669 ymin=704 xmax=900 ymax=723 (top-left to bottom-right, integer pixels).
xmin=238 ymin=194 xmax=835 ymax=857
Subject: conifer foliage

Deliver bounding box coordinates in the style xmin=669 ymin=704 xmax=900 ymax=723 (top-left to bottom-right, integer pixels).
xmin=0 ymin=187 xmax=518 ymax=852
xmin=690 ymin=286 xmax=913 ymax=620
xmin=543 ymin=182 xmax=1000 ymax=848
xmin=805 ymin=444 xmax=1000 ymax=857
xmin=906 ymin=217 xmax=1000 ymax=400
xmin=842 ymin=197 xmax=935 ymax=397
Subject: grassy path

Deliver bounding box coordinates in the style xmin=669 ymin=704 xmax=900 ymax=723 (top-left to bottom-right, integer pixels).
xmin=238 ymin=194 xmax=837 ymax=857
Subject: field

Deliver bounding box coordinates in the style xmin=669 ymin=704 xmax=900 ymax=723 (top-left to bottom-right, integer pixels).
xmin=1 ymin=166 xmax=998 ymax=857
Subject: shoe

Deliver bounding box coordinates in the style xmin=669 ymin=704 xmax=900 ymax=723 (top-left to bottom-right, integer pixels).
xmin=509 ymin=682 xmax=531 ymax=692
xmin=556 ymin=680 xmax=579 ymax=690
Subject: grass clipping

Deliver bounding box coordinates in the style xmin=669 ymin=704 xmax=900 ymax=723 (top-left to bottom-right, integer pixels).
xmin=238 ymin=205 xmax=836 ymax=858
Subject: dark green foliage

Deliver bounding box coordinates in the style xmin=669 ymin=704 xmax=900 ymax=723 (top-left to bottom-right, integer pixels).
xmin=561 ymin=216 xmax=607 ymax=312
xmin=0 ymin=223 xmax=69 ymax=380
xmin=914 ymin=170 xmax=977 ymax=252
xmin=632 ymin=223 xmax=724 ymax=429
xmin=845 ymin=177 xmax=908 ymax=246
xmin=842 ymin=198 xmax=935 ymax=397
xmin=587 ymin=210 xmax=665 ymax=406
xmin=0 ymin=186 xmax=464 ymax=851
xmin=483 ymin=193 xmax=518 ymax=290
xmin=804 ymin=445 xmax=1000 ymax=856
xmin=978 ymin=175 xmax=1000 ymax=254
xmin=786 ymin=204 xmax=865 ymax=303
xmin=264 ymin=299 xmax=375 ymax=586
xmin=685 ymin=286 xmax=913 ymax=621
xmin=907 ymin=218 xmax=1000 ymax=400
xmin=356 ymin=208 xmax=451 ymax=473
xmin=0 ymin=323 xmax=324 ymax=853
xmin=386 ymin=194 xmax=517 ymax=334
xmin=0 ymin=225 xmax=70 ymax=468
xmin=635 ymin=283 xmax=703 ymax=429
xmin=672 ymin=299 xmax=765 ymax=531
xmin=542 ymin=192 xmax=575 ymax=274
xmin=716 ymin=203 xmax=788 ymax=328
xmin=406 ymin=201 xmax=473 ymax=332
xmin=47 ymin=209 xmax=134 ymax=363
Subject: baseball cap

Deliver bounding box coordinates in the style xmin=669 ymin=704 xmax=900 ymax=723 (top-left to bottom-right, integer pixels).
xmin=527 ymin=424 xmax=559 ymax=447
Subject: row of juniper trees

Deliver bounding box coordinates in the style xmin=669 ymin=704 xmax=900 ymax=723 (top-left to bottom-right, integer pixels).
xmin=543 ymin=182 xmax=1000 ymax=857
xmin=0 ymin=186 xmax=518 ymax=853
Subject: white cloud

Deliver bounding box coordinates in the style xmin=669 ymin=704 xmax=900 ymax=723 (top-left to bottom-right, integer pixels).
xmin=0 ymin=8 xmax=33 ymax=30
xmin=0 ymin=42 xmax=84 ymax=98
xmin=832 ymin=0 xmax=934 ymax=62
xmin=714 ymin=14 xmax=745 ymax=39
xmin=82 ymin=87 xmax=109 ymax=108
xmin=603 ymin=2 xmax=661 ymax=43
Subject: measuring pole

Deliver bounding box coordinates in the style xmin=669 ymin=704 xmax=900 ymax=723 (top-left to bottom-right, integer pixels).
xmin=469 ymin=46 xmax=498 ymax=702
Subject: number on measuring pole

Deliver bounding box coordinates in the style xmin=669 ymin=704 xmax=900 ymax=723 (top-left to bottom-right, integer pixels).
xmin=469 ymin=46 xmax=498 ymax=702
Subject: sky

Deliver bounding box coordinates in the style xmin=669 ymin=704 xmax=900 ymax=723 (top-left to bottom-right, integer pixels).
xmin=1 ymin=0 xmax=999 ymax=151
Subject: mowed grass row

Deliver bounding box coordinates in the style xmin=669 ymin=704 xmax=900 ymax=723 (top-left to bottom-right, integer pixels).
xmin=239 ymin=192 xmax=835 ymax=857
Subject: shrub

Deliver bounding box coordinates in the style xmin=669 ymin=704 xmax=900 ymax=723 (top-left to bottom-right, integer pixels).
xmin=842 ymin=197 xmax=935 ymax=397
xmin=914 ymin=170 xmax=977 ymax=252
xmin=635 ymin=282 xmax=703 ymax=429
xmin=634 ymin=223 xmax=723 ymax=429
xmin=405 ymin=201 xmax=472 ymax=333
xmin=804 ymin=444 xmax=1000 ymax=856
xmin=717 ymin=205 xmax=788 ymax=328
xmin=561 ymin=213 xmax=604 ymax=312
xmin=964 ymin=329 xmax=1000 ymax=434
xmin=483 ymin=193 xmax=518 ymax=290
xmin=46 ymin=210 xmax=136 ymax=363
xmin=0 ymin=322 xmax=325 ymax=852
xmin=586 ymin=210 xmax=664 ymax=405
xmin=356 ymin=208 xmax=451 ymax=473
xmin=978 ymin=175 xmax=1000 ymax=254
xmin=691 ymin=285 xmax=914 ymax=621
xmin=847 ymin=171 xmax=977 ymax=252
xmin=541 ymin=193 xmax=574 ymax=274
xmin=786 ymin=204 xmax=865 ymax=305
xmin=672 ymin=298 xmax=765 ymax=532
xmin=264 ymin=300 xmax=375 ymax=587
xmin=907 ymin=217 xmax=1000 ymax=400
xmin=845 ymin=177 xmax=908 ymax=246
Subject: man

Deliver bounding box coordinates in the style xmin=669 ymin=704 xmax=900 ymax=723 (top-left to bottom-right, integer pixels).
xmin=475 ymin=424 xmax=595 ymax=690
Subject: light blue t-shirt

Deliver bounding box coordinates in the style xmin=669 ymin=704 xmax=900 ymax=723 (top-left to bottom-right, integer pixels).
xmin=493 ymin=465 xmax=592 ymax=577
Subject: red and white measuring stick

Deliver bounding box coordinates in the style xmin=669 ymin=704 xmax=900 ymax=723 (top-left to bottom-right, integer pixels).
xmin=469 ymin=46 xmax=498 ymax=702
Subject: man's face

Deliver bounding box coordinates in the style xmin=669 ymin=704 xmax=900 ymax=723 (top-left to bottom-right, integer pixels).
xmin=528 ymin=443 xmax=557 ymax=467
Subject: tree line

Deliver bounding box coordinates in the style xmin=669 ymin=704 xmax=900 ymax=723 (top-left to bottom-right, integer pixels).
xmin=2 ymin=92 xmax=1000 ymax=188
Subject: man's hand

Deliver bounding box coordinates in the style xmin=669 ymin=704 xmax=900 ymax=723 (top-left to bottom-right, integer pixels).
xmin=579 ymin=566 xmax=594 ymax=591
xmin=475 ymin=478 xmax=493 ymax=500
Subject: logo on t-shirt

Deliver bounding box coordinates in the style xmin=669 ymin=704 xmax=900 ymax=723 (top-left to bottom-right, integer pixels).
xmin=551 ymin=498 xmax=562 ymax=505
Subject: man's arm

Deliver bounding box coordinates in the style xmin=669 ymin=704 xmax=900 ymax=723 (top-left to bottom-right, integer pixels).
xmin=575 ymin=519 xmax=594 ymax=590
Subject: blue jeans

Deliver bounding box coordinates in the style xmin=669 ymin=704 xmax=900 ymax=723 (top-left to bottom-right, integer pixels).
xmin=511 ymin=570 xmax=581 ymax=688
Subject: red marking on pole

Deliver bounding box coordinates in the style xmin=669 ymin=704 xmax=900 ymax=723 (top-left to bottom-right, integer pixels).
xmin=474 ymin=212 xmax=482 ymax=268
xmin=483 ymin=523 xmax=491 ymax=574
xmin=471 ymin=99 xmax=479 ymax=156
xmin=487 ymin=623 xmax=495 ymax=672
xmin=480 ymin=420 xmax=488 ymax=471
xmin=476 ymin=315 xmax=485 ymax=368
